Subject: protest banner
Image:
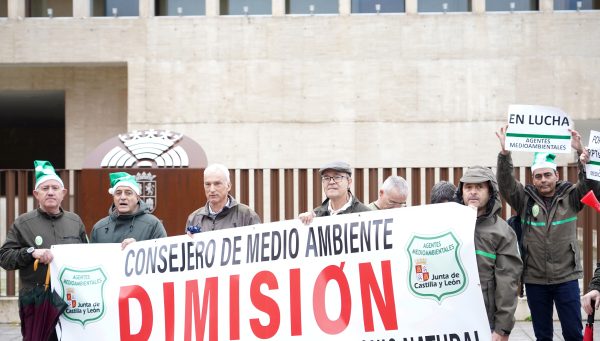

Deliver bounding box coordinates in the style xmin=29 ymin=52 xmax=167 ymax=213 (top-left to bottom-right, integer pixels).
xmin=586 ymin=130 xmax=600 ymax=181
xmin=51 ymin=203 xmax=490 ymax=341
xmin=505 ymin=104 xmax=572 ymax=153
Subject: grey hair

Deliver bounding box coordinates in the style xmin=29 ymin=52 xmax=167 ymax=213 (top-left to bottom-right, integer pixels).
xmin=430 ymin=181 xmax=457 ymax=204
xmin=204 ymin=163 xmax=231 ymax=183
xmin=381 ymin=176 xmax=409 ymax=196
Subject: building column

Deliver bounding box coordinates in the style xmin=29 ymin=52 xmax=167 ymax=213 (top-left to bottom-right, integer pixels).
xmin=206 ymin=0 xmax=219 ymax=16
xmin=139 ymin=0 xmax=154 ymax=17
xmin=339 ymin=0 xmax=351 ymax=15
xmin=273 ymin=0 xmax=285 ymax=16
xmin=8 ymin=0 xmax=25 ymax=19
xmin=405 ymin=0 xmax=418 ymax=14
xmin=539 ymin=0 xmax=554 ymax=12
xmin=472 ymin=0 xmax=485 ymax=13
xmin=73 ymin=0 xmax=91 ymax=18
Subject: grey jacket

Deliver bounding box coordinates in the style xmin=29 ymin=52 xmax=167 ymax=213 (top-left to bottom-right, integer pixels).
xmin=91 ymin=200 xmax=167 ymax=243
xmin=185 ymin=195 xmax=261 ymax=232
xmin=313 ymin=192 xmax=371 ymax=216
xmin=0 ymin=208 xmax=87 ymax=291
xmin=457 ymin=166 xmax=522 ymax=335
xmin=497 ymin=152 xmax=596 ymax=284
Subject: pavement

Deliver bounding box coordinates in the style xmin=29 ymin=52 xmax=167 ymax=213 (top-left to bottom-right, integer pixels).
xmin=0 ymin=321 xmax=598 ymax=340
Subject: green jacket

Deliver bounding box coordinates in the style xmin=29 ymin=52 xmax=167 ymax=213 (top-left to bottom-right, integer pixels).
xmin=497 ymin=152 xmax=595 ymax=284
xmin=0 ymin=208 xmax=87 ymax=291
xmin=313 ymin=192 xmax=371 ymax=217
xmin=91 ymin=200 xmax=167 ymax=243
xmin=185 ymin=195 xmax=261 ymax=232
xmin=457 ymin=166 xmax=522 ymax=335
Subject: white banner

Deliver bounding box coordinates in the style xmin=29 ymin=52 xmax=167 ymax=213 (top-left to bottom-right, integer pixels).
xmin=586 ymin=130 xmax=600 ymax=180
xmin=505 ymin=104 xmax=572 ymax=153
xmin=51 ymin=203 xmax=490 ymax=341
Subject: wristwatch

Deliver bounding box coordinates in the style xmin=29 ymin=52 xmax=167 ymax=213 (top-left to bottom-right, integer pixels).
xmin=26 ymin=246 xmax=35 ymax=255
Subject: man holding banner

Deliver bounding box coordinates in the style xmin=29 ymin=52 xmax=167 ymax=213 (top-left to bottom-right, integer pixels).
xmin=0 ymin=160 xmax=88 ymax=340
xmin=298 ymin=161 xmax=370 ymax=224
xmin=91 ymin=172 xmax=167 ymax=248
xmin=456 ymin=166 xmax=522 ymax=340
xmin=186 ymin=163 xmax=261 ymax=233
xmin=496 ymin=122 xmax=595 ymax=341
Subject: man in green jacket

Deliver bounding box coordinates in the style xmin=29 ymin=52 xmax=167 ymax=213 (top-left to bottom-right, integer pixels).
xmin=186 ymin=164 xmax=261 ymax=233
xmin=496 ymin=126 xmax=595 ymax=341
xmin=91 ymin=172 xmax=166 ymax=248
xmin=457 ymin=166 xmax=522 ymax=340
xmin=298 ymin=161 xmax=370 ymax=225
xmin=0 ymin=160 xmax=88 ymax=340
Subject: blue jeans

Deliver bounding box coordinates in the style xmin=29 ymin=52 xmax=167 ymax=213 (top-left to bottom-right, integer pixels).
xmin=525 ymin=280 xmax=582 ymax=341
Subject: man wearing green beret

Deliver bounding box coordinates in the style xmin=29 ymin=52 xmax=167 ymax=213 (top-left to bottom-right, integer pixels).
xmin=0 ymin=160 xmax=88 ymax=340
xmin=91 ymin=172 xmax=166 ymax=249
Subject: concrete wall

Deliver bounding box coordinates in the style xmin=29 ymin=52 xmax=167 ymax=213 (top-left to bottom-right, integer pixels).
xmin=0 ymin=7 xmax=599 ymax=169
xmin=0 ymin=65 xmax=127 ymax=168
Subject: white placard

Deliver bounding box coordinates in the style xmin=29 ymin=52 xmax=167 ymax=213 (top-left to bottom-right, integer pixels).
xmin=505 ymin=104 xmax=572 ymax=153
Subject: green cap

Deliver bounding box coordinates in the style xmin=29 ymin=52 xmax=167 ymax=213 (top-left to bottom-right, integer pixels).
xmin=531 ymin=153 xmax=557 ymax=173
xmin=108 ymin=172 xmax=140 ymax=195
xmin=34 ymin=160 xmax=63 ymax=189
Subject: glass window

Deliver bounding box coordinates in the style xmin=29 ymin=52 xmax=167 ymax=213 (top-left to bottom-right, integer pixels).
xmin=418 ymin=0 xmax=471 ymax=12
xmin=156 ymin=0 xmax=205 ymax=16
xmin=26 ymin=0 xmax=72 ymax=17
xmin=351 ymin=0 xmax=405 ymax=13
xmin=486 ymin=0 xmax=538 ymax=11
xmin=220 ymin=0 xmax=271 ymax=15
xmin=286 ymin=0 xmax=338 ymax=14
xmin=93 ymin=0 xmax=139 ymax=17
xmin=554 ymin=0 xmax=600 ymax=10
xmin=0 ymin=0 xmax=7 ymax=17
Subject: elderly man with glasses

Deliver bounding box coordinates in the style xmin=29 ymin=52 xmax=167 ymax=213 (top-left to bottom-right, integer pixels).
xmin=368 ymin=175 xmax=409 ymax=210
xmin=298 ymin=161 xmax=371 ymax=225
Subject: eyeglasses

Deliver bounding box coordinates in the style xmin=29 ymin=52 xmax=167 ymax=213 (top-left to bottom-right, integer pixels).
xmin=388 ymin=201 xmax=407 ymax=208
xmin=321 ymin=175 xmax=347 ymax=183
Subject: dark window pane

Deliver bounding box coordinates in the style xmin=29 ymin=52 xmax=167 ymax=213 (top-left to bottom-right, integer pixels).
xmin=26 ymin=0 xmax=73 ymax=17
xmin=486 ymin=0 xmax=538 ymax=11
xmin=352 ymin=0 xmax=405 ymax=13
xmin=286 ymin=0 xmax=338 ymax=14
xmin=554 ymin=0 xmax=600 ymax=10
xmin=156 ymin=0 xmax=205 ymax=16
xmin=221 ymin=0 xmax=271 ymax=15
xmin=418 ymin=0 xmax=471 ymax=12
xmin=93 ymin=0 xmax=139 ymax=16
xmin=0 ymin=0 xmax=8 ymax=17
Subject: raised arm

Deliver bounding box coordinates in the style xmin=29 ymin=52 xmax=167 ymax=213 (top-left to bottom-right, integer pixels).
xmin=496 ymin=126 xmax=527 ymax=212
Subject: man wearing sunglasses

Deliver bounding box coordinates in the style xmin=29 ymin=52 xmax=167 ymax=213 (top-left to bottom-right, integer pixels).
xmin=298 ymin=161 xmax=370 ymax=225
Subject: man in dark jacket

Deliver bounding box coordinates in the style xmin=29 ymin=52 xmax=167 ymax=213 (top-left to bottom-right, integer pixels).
xmin=496 ymin=126 xmax=596 ymax=341
xmin=91 ymin=172 xmax=166 ymax=248
xmin=298 ymin=161 xmax=370 ymax=224
xmin=457 ymin=166 xmax=522 ymax=340
xmin=0 ymin=160 xmax=88 ymax=340
xmin=186 ymin=164 xmax=261 ymax=233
